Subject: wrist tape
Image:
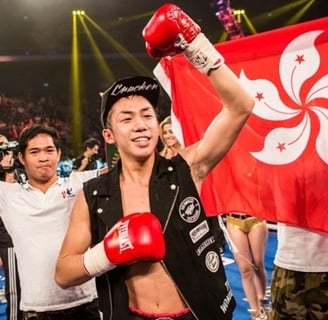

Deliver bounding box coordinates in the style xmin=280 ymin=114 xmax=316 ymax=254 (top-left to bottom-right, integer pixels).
xmin=82 ymin=241 xmax=116 ymax=277
xmin=184 ymin=33 xmax=225 ymax=74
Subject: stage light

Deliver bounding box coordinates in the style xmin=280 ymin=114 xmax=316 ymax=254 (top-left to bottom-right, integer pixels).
xmin=233 ymin=9 xmax=245 ymax=15
xmin=233 ymin=9 xmax=245 ymax=23
xmin=72 ymin=10 xmax=85 ymax=16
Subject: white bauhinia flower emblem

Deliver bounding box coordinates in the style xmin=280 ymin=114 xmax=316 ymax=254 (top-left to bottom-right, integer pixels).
xmin=239 ymin=30 xmax=328 ymax=165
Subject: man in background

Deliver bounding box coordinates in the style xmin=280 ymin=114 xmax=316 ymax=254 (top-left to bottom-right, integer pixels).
xmin=72 ymin=138 xmax=101 ymax=172
xmin=0 ymin=134 xmax=22 ymax=320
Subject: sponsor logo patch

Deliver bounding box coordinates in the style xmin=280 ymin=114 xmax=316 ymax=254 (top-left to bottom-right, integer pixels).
xmin=196 ymin=236 xmax=215 ymax=256
xmin=61 ymin=187 xmax=75 ymax=199
xmin=205 ymin=251 xmax=220 ymax=273
xmin=179 ymin=197 xmax=201 ymax=223
xmin=189 ymin=220 xmax=209 ymax=243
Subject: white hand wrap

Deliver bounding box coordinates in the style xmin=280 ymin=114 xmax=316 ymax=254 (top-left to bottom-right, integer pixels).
xmin=184 ymin=33 xmax=225 ymax=74
xmin=82 ymin=241 xmax=116 ymax=277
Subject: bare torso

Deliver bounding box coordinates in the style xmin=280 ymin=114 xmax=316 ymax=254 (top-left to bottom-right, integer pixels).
xmin=121 ymin=175 xmax=186 ymax=313
xmin=125 ymin=261 xmax=186 ymax=312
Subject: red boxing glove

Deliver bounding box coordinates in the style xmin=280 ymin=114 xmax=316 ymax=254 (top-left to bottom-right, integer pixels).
xmin=142 ymin=3 xmax=201 ymax=58
xmin=103 ymin=212 xmax=165 ymax=264
xmin=83 ymin=212 xmax=166 ymax=277
xmin=143 ymin=3 xmax=224 ymax=74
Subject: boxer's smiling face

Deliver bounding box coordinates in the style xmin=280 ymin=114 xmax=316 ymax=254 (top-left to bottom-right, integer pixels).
xmin=102 ymin=95 xmax=159 ymax=161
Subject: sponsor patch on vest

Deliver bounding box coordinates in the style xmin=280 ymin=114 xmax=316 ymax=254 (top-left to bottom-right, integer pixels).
xmin=196 ymin=236 xmax=215 ymax=256
xmin=220 ymin=281 xmax=234 ymax=313
xmin=205 ymin=251 xmax=220 ymax=273
xmin=179 ymin=197 xmax=201 ymax=223
xmin=189 ymin=220 xmax=209 ymax=243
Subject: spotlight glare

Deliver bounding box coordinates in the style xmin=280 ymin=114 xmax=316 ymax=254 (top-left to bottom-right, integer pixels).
xmin=233 ymin=9 xmax=245 ymax=15
xmin=73 ymin=10 xmax=85 ymax=16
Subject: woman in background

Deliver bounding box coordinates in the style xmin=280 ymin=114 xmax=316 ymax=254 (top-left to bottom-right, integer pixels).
xmin=226 ymin=213 xmax=269 ymax=320
xmin=159 ymin=116 xmax=182 ymax=159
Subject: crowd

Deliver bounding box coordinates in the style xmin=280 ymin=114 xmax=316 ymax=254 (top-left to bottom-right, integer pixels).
xmin=0 ymin=93 xmax=71 ymax=142
xmin=0 ymin=92 xmax=107 ymax=178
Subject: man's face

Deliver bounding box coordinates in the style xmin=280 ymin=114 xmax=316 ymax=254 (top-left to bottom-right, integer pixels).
xmin=18 ymin=133 xmax=60 ymax=183
xmin=102 ymin=95 xmax=159 ymax=161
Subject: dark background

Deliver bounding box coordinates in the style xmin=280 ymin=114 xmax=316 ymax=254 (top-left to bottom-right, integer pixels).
xmin=0 ymin=0 xmax=327 ymax=152
xmin=0 ymin=0 xmax=327 ymax=94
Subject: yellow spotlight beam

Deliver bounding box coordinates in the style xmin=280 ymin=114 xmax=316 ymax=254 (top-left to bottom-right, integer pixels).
xmin=233 ymin=9 xmax=245 ymax=24
xmin=108 ymin=11 xmax=154 ymax=26
xmin=242 ymin=12 xmax=257 ymax=34
xmin=284 ymin=0 xmax=315 ymax=26
xmin=83 ymin=14 xmax=152 ymax=77
xmin=70 ymin=11 xmax=83 ymax=155
xmin=252 ymin=0 xmax=309 ymax=26
xmin=217 ymin=31 xmax=228 ymax=43
xmin=78 ymin=15 xmax=115 ymax=83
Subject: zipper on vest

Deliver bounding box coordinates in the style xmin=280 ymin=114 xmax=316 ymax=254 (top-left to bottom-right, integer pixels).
xmin=104 ymin=272 xmax=114 ymax=320
xmin=162 ymin=186 xmax=179 ymax=233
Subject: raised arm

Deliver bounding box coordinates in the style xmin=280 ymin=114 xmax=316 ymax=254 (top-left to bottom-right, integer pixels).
xmin=184 ymin=64 xmax=254 ymax=184
xmin=143 ymin=4 xmax=254 ymax=188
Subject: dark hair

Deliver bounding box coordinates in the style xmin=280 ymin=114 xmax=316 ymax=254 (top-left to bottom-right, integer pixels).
xmin=82 ymin=138 xmax=100 ymax=151
xmin=18 ymin=125 xmax=61 ymax=155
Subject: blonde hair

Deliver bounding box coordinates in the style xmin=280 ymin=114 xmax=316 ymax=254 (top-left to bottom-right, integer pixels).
xmin=159 ymin=116 xmax=171 ymax=145
xmin=159 ymin=116 xmax=181 ymax=159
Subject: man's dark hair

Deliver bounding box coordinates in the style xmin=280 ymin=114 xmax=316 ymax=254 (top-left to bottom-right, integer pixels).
xmin=18 ymin=125 xmax=61 ymax=155
xmin=82 ymin=138 xmax=100 ymax=151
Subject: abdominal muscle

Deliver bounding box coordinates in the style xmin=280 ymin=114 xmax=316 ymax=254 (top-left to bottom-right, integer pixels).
xmin=125 ymin=260 xmax=187 ymax=313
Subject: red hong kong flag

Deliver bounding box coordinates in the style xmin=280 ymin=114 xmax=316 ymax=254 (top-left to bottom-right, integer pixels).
xmin=154 ymin=17 xmax=328 ymax=233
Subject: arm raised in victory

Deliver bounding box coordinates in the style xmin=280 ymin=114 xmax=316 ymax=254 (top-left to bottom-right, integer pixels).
xmin=143 ymin=4 xmax=254 ymax=191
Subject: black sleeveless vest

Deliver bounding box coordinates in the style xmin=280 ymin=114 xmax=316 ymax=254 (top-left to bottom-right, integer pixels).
xmin=83 ymin=154 xmax=235 ymax=320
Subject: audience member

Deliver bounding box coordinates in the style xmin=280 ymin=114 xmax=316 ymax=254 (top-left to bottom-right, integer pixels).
xmin=57 ymin=154 xmax=73 ymax=178
xmin=0 ymin=134 xmax=22 ymax=320
xmin=270 ymin=223 xmax=328 ymax=319
xmin=55 ymin=4 xmax=254 ymax=320
xmin=72 ymin=138 xmax=101 ymax=172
